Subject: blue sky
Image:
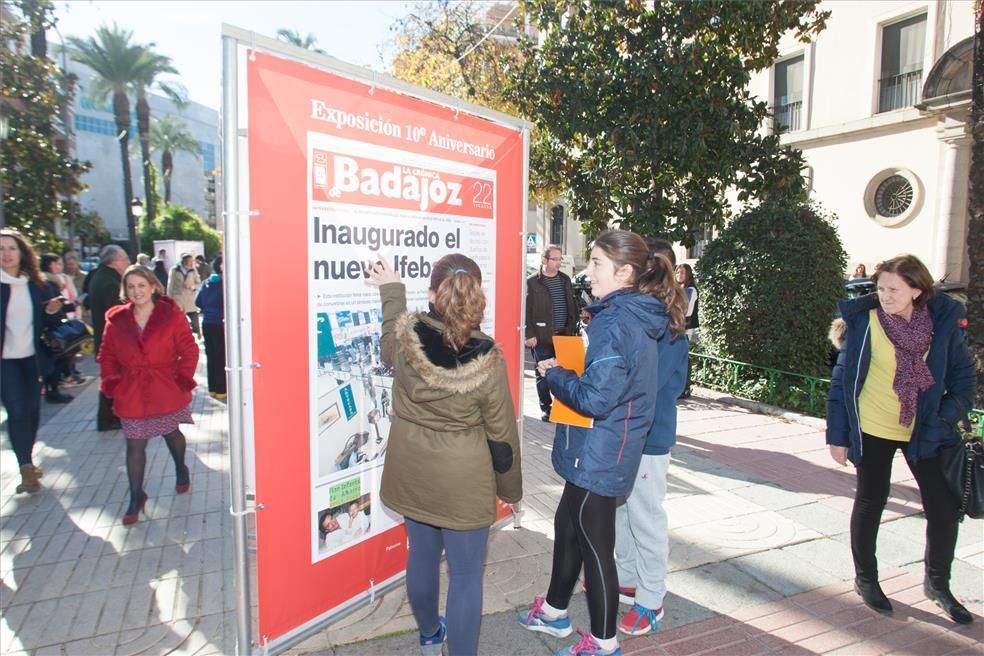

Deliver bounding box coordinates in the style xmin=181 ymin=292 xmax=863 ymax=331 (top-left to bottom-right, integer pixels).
xmin=52 ymin=1 xmax=422 ymax=110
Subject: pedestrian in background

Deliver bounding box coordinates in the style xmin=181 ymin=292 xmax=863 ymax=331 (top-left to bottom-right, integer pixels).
xmin=167 ymin=253 xmax=202 ymax=339
xmin=194 ymin=254 xmax=212 ymax=281
xmin=525 ymin=245 xmax=578 ymax=422
xmin=827 ymin=254 xmax=976 ymax=624
xmin=38 ymin=253 xmax=78 ymax=403
xmin=675 ymin=263 xmax=699 ymax=398
xmin=1 ymin=229 xmax=66 ymax=493
xmin=88 ymin=245 xmax=130 ymax=431
xmin=196 ymin=255 xmax=226 ymax=399
xmin=851 ymin=263 xmax=868 ymax=280
xmin=613 ymin=242 xmax=688 ymax=637
xmin=63 ymin=252 xmax=87 ymax=302
xmin=365 ymin=253 xmax=522 ymax=656
xmin=99 ymin=265 xmax=198 ymax=525
xmin=518 ymin=230 xmax=666 ymax=656
xmin=153 ymin=258 xmax=168 ymax=289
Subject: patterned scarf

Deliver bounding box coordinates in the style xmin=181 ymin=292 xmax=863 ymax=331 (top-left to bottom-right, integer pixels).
xmin=876 ymin=305 xmax=934 ymax=426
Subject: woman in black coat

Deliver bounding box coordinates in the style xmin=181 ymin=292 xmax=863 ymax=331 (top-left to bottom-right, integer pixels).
xmin=0 ymin=229 xmax=66 ymax=493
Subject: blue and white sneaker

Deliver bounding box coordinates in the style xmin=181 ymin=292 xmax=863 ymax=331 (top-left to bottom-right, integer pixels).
xmin=517 ymin=596 xmax=574 ymax=637
xmin=419 ymin=616 xmax=446 ymax=655
xmin=554 ymin=628 xmax=622 ymax=655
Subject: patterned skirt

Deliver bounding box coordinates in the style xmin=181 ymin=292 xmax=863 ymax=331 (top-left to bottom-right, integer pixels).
xmin=121 ymin=405 xmax=194 ymax=440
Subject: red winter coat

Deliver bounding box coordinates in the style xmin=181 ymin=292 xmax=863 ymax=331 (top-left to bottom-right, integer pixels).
xmin=98 ymin=295 xmax=199 ymax=419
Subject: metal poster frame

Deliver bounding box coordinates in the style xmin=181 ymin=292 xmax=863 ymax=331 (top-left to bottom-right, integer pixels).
xmin=220 ymin=24 xmax=531 ymax=655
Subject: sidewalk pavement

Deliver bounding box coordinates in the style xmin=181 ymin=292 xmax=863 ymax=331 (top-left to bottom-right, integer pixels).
xmin=1 ymin=353 xmax=981 ymax=655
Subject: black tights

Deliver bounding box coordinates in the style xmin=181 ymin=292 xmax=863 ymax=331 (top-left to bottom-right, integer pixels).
xmin=125 ymin=429 xmax=188 ymax=514
xmin=546 ymin=482 xmax=618 ymax=640
xmin=851 ymin=432 xmax=961 ymax=586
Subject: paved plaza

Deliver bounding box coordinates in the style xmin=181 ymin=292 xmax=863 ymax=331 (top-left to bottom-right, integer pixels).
xmin=1 ymin=353 xmax=981 ymax=655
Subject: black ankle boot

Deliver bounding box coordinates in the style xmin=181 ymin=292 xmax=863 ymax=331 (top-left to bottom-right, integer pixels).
xmin=924 ymin=579 xmax=973 ymax=624
xmin=854 ymin=576 xmax=892 ymax=614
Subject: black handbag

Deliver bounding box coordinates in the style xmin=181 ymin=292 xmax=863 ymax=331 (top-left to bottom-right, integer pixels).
xmin=939 ymin=424 xmax=984 ymax=521
xmin=41 ymin=318 xmax=92 ymax=357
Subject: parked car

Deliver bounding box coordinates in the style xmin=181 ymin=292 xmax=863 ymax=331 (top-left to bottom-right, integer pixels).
xmin=79 ymin=256 xmax=100 ymax=272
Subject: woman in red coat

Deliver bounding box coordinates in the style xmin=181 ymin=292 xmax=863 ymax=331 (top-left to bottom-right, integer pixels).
xmin=99 ymin=265 xmax=199 ymax=525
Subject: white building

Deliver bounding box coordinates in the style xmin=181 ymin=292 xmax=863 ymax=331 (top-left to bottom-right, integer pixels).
xmin=67 ymin=59 xmax=220 ymax=243
xmin=749 ymin=0 xmax=974 ymax=283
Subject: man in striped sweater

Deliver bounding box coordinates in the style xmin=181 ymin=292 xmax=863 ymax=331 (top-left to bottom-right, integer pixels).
xmin=525 ymin=246 xmax=578 ymax=421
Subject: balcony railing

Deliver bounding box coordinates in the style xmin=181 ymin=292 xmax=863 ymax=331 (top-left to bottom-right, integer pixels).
xmin=772 ymin=100 xmax=803 ymax=134
xmin=878 ymin=70 xmax=922 ymax=113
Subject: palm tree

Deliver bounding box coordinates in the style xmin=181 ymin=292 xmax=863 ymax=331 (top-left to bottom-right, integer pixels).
xmin=67 ymin=24 xmax=145 ymax=257
xmin=150 ymin=115 xmax=200 ymax=204
xmin=132 ymin=51 xmax=185 ymax=224
xmin=276 ymin=28 xmax=326 ymax=54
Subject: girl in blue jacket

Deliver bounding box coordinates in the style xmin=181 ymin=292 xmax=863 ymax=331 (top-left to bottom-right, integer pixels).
xmin=517 ymin=230 xmax=667 ymax=656
xmin=826 ymin=255 xmax=975 ymax=625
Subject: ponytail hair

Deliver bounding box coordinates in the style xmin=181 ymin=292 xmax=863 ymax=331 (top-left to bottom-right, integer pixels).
xmin=638 ymin=253 xmax=688 ymax=338
xmin=429 ymin=253 xmax=486 ymax=351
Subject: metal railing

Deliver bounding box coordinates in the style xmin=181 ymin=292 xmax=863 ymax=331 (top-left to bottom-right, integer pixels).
xmin=878 ymin=70 xmax=922 ymax=112
xmin=772 ymin=100 xmax=803 ymax=133
xmin=691 ymin=351 xmax=984 ymax=436
xmin=691 ymin=352 xmax=830 ymax=416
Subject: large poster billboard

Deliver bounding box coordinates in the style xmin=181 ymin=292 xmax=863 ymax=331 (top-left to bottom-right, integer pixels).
xmin=223 ymin=27 xmax=528 ymax=653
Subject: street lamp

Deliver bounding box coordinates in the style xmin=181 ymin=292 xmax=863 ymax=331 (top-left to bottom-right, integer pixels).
xmin=130 ymin=198 xmax=144 ymax=253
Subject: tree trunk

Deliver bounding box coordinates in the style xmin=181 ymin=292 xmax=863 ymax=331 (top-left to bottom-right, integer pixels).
xmin=162 ymin=149 xmax=173 ymax=203
xmin=967 ymin=2 xmax=984 ymax=408
xmin=113 ymin=90 xmax=138 ymax=259
xmin=136 ymin=92 xmax=155 ymax=223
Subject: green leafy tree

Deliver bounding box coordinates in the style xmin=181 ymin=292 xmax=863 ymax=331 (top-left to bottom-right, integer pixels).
xmin=151 ymin=114 xmax=200 ymax=203
xmin=696 ymin=203 xmax=846 ymax=376
xmin=0 ymin=0 xmax=89 ymax=248
xmin=140 ymin=204 xmax=221 ymax=258
xmin=276 ymin=28 xmax=326 ymax=54
xmin=73 ymin=206 xmax=111 ymax=252
xmin=512 ymin=0 xmax=829 ymax=243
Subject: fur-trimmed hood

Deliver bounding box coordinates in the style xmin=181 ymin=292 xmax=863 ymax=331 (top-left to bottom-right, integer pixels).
xmin=395 ymin=311 xmax=501 ymax=395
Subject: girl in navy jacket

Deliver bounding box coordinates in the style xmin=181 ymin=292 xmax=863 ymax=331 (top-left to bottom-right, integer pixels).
xmin=517 ymin=230 xmax=668 ymax=656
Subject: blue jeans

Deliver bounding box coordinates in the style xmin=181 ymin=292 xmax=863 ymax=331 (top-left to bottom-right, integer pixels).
xmin=405 ymin=518 xmax=490 ymax=656
xmin=1 ymin=357 xmax=41 ymax=466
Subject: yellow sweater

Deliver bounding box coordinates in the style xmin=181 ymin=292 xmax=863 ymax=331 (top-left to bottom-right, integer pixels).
xmin=858 ymin=309 xmax=919 ymax=442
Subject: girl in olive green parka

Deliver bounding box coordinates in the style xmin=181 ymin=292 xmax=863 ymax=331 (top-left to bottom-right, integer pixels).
xmin=366 ymin=253 xmax=522 ymax=656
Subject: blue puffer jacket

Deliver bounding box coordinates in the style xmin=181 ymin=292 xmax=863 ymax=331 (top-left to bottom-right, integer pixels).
xmin=643 ymin=330 xmax=689 ymax=456
xmin=545 ymin=288 xmax=665 ymax=497
xmin=826 ymin=293 xmax=976 ymax=465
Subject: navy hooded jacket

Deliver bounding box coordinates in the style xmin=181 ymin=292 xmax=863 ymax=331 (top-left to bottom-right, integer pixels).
xmin=826 ymin=292 xmax=976 ymax=465
xmin=545 ymin=288 xmax=665 ymax=497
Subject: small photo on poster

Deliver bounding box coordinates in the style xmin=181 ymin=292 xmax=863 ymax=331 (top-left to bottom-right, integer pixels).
xmin=316 ymin=376 xmax=394 ymax=480
xmin=317 ymin=487 xmax=372 ymax=556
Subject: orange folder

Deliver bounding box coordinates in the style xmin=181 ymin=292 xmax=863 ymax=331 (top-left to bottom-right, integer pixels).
xmin=547 ymin=336 xmax=594 ymax=428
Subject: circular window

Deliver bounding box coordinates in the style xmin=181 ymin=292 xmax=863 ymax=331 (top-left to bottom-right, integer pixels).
xmin=874 ymin=175 xmax=913 ymax=217
xmin=863 ymin=168 xmax=923 ymax=227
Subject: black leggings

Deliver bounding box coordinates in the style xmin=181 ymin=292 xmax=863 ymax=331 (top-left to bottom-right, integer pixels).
xmin=851 ymin=432 xmax=961 ymax=585
xmin=546 ymin=482 xmax=618 ymax=639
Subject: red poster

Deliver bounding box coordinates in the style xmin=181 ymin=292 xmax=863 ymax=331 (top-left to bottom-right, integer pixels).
xmin=243 ymin=49 xmax=526 ymax=646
